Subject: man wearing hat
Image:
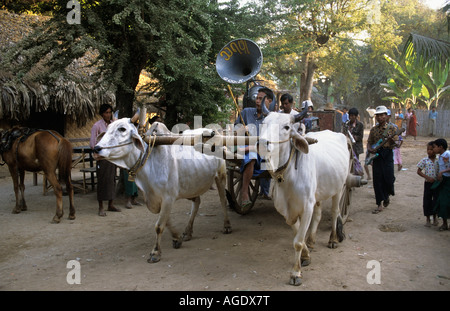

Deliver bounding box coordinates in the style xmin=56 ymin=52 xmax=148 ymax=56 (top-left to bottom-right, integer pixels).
xmin=367 ymin=105 xmax=399 ymax=214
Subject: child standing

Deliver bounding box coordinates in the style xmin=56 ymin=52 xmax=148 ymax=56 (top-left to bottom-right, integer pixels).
xmin=394 ymin=135 xmax=403 ymax=171
xmin=417 ymin=142 xmax=438 ymax=227
xmin=432 ymin=138 xmax=450 ymax=231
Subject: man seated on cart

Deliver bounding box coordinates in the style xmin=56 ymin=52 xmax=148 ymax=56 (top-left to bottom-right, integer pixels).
xmin=234 ymin=87 xmax=273 ymax=209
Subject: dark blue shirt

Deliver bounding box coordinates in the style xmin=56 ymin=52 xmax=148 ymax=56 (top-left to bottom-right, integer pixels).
xmin=234 ymin=108 xmax=265 ymax=136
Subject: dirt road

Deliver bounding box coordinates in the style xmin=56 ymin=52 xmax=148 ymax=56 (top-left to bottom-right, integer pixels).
xmin=1 ymin=133 xmax=449 ymax=291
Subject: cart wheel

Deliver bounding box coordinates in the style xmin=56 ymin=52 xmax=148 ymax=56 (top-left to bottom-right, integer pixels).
xmin=339 ymin=153 xmax=355 ymax=224
xmin=226 ymin=166 xmax=260 ymax=215
xmin=339 ymin=184 xmax=352 ymax=224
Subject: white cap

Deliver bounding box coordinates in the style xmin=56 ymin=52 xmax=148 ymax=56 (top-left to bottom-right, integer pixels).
xmin=301 ymin=100 xmax=313 ymax=110
xmin=375 ymin=105 xmax=388 ymax=115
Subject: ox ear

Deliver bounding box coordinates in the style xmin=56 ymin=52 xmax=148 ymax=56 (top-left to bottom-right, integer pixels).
xmin=290 ymin=130 xmax=309 ymax=154
xmin=292 ymin=122 xmax=306 ymax=136
xmin=131 ymin=130 xmax=145 ymax=153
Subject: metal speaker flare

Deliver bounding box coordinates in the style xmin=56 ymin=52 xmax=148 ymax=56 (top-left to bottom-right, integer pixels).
xmin=216 ymin=38 xmax=263 ymax=84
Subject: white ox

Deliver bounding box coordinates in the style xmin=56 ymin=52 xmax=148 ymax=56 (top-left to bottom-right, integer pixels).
xmin=258 ymin=112 xmax=349 ymax=286
xmin=94 ymin=119 xmax=231 ymax=263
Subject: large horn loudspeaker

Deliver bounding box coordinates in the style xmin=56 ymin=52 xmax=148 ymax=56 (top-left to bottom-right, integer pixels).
xmin=216 ymin=39 xmax=262 ymax=84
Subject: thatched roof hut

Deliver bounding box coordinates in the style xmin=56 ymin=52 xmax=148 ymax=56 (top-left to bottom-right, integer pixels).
xmin=0 ymin=10 xmax=115 ymax=131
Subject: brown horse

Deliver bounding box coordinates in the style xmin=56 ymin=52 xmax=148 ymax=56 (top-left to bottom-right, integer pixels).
xmin=0 ymin=128 xmax=75 ymax=223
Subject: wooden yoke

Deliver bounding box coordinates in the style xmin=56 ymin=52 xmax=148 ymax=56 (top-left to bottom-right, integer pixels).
xmin=142 ymin=133 xmax=257 ymax=162
xmin=142 ymin=133 xmax=259 ymax=147
xmin=142 ymin=133 xmax=318 ymax=149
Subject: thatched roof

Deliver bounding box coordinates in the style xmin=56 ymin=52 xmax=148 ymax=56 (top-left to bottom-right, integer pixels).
xmin=0 ymin=10 xmax=115 ymax=126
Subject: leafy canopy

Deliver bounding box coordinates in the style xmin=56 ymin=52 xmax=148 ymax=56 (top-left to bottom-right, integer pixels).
xmin=1 ymin=0 xmax=270 ymax=127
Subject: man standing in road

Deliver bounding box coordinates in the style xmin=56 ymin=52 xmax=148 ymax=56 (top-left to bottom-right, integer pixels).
xmin=428 ymin=106 xmax=438 ymax=137
xmin=367 ymin=105 xmax=399 ymax=214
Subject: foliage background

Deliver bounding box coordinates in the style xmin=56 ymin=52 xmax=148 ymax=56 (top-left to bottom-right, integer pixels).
xmin=0 ymin=0 xmax=448 ymax=128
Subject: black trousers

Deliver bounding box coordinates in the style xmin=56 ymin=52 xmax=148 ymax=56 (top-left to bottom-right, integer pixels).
xmin=423 ymin=181 xmax=437 ymax=216
xmin=372 ymin=148 xmax=395 ymax=206
xmin=96 ymin=160 xmax=116 ymax=201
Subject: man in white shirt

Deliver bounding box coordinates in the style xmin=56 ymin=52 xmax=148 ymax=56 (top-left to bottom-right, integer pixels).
xmin=279 ymin=93 xmax=298 ymax=116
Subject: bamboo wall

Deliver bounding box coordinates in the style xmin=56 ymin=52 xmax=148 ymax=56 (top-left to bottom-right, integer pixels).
xmin=415 ymin=110 xmax=450 ymax=138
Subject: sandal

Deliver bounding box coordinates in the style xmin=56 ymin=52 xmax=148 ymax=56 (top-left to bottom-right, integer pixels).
xmin=372 ymin=207 xmax=383 ymax=214
xmin=241 ymin=200 xmax=252 ymax=209
xmin=438 ymin=225 xmax=448 ymax=231
xmin=383 ymin=199 xmax=390 ymax=207
xmin=107 ymin=206 xmax=121 ymax=212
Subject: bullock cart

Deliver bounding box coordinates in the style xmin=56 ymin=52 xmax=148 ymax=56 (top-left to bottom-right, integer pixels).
xmin=224 ymin=153 xmax=270 ymax=215
xmin=142 ymin=132 xmax=275 ymax=214
xmin=224 ymin=109 xmax=362 ymax=218
xmin=142 ymin=126 xmax=365 ymax=220
xmin=141 ymin=132 xmax=266 ymax=214
xmin=223 ymin=140 xmax=364 ymax=218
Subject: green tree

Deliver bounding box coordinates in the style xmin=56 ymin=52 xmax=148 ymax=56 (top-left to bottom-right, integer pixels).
xmin=342 ymin=0 xmax=449 ymax=110
xmin=1 ymin=0 xmax=270 ymax=128
xmin=2 ymin=0 xmax=212 ymax=123
xmin=265 ymin=0 xmax=366 ymax=104
xmin=0 ymin=0 xmax=56 ymax=14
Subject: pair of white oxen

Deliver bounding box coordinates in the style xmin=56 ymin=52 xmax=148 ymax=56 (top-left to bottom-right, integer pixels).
xmin=95 ymin=112 xmax=351 ymax=286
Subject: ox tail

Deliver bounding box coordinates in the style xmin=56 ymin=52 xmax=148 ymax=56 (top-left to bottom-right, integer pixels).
xmin=337 ymin=215 xmax=346 ymax=242
xmin=57 ymin=138 xmax=73 ymax=183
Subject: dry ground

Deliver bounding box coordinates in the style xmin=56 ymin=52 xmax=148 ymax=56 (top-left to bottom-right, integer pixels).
xmin=0 ymin=132 xmax=449 ymax=291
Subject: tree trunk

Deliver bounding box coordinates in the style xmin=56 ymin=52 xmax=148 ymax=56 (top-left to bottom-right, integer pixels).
xmin=113 ymin=56 xmax=145 ymax=197
xmin=115 ymin=59 xmax=146 ymax=118
xmin=115 ymin=86 xmax=135 ymax=118
xmin=299 ymin=53 xmax=318 ymax=104
xmin=323 ymin=78 xmax=331 ymax=103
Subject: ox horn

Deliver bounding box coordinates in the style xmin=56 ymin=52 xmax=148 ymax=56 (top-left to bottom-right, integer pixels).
xmin=293 ymin=108 xmax=309 ymax=123
xmin=261 ymin=95 xmax=270 ymax=116
xmin=130 ymin=108 xmax=140 ymax=123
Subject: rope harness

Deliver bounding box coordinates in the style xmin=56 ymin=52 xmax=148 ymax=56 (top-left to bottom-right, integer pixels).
xmin=127 ymin=133 xmax=157 ymax=182
xmin=97 ymin=141 xmax=134 ymax=150
xmin=95 ymin=133 xmax=157 ymax=183
xmin=264 ymin=133 xmax=317 ymax=183
xmin=264 ymin=137 xmax=296 ymax=183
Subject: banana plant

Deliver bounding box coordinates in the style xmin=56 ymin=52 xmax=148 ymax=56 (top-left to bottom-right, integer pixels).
xmin=381 ymin=54 xmax=428 ymax=108
xmin=419 ymin=59 xmax=450 ymax=109
xmin=380 ymin=77 xmax=409 ymax=106
xmin=382 ymin=35 xmax=450 ymax=109
xmin=401 ymin=33 xmax=450 ymax=109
